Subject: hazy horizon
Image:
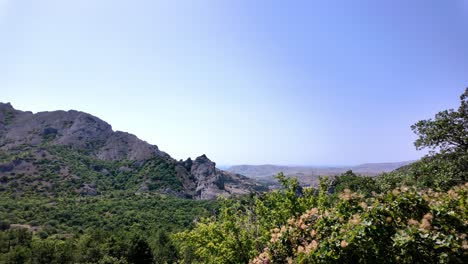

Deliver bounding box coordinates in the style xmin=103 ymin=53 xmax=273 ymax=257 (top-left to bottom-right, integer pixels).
xmin=2 ymin=0 xmax=467 ymax=165
xmin=219 ymin=160 xmax=416 ymax=169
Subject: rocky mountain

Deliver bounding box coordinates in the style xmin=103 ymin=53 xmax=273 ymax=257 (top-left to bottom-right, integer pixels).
xmin=227 ymin=161 xmax=415 ymax=186
xmin=0 ymin=102 xmax=264 ymax=199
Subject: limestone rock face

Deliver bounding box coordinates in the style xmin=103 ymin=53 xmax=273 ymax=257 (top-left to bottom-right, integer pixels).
xmin=190 ymin=154 xmax=223 ymax=199
xmin=181 ymin=154 xmax=264 ymax=200
xmin=0 ymin=102 xmax=165 ymax=161
xmin=96 ymin=131 xmax=166 ymax=161
xmin=191 ymin=154 xmax=216 ymax=179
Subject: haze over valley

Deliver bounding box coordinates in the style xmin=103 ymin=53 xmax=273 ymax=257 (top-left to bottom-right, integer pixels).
xmin=226 ymin=161 xmax=415 ymax=185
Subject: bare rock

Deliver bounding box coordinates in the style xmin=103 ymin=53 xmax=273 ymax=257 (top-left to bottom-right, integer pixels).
xmin=0 ymin=103 xmax=167 ymax=161
xmin=79 ymin=183 xmax=97 ymax=196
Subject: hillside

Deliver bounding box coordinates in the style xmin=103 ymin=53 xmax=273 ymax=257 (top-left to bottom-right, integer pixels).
xmin=0 ymin=102 xmax=264 ymax=199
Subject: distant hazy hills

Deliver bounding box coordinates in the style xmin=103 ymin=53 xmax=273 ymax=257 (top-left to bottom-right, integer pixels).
xmin=0 ymin=102 xmax=264 ymax=199
xmin=226 ymin=161 xmax=415 ymax=186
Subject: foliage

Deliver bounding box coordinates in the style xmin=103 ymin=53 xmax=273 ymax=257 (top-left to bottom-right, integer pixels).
xmin=377 ymin=88 xmax=468 ymax=192
xmin=151 ymin=231 xmax=178 ymax=264
xmin=0 ymin=145 xmax=185 ymax=196
xmin=0 ymin=228 xmax=146 ymax=263
xmin=0 ymin=193 xmax=218 ymax=263
xmin=331 ymin=170 xmax=380 ymax=196
xmin=174 ymin=199 xmax=258 ymax=264
xmin=377 ymin=152 xmax=467 ymax=192
xmin=0 ymin=192 xmax=217 ymax=235
xmin=176 ymin=173 xmax=468 ymax=264
xmin=253 ymin=184 xmax=468 ymax=264
xmin=254 ymin=173 xmax=322 ymax=243
xmin=173 ymin=173 xmax=326 ymax=263
xmin=411 ymin=88 xmax=467 ymax=154
xmin=141 ymin=157 xmax=182 ymax=192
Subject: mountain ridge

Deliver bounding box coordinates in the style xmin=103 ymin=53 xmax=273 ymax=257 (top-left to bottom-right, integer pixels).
xmin=0 ymin=102 xmax=264 ymax=199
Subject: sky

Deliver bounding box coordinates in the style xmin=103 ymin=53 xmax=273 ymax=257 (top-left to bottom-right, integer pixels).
xmin=1 ymin=0 xmax=467 ymax=166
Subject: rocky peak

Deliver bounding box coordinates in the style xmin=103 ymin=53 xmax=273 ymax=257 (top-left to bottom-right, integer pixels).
xmin=0 ymin=102 xmax=16 ymax=124
xmin=0 ymin=103 xmax=20 ymax=134
xmin=191 ymin=154 xmax=216 ymax=178
xmin=96 ymin=131 xmax=165 ymax=161
xmin=52 ymin=111 xmax=114 ymax=148
xmin=0 ymin=102 xmax=14 ymax=111
xmin=182 ymin=157 xmax=193 ymax=171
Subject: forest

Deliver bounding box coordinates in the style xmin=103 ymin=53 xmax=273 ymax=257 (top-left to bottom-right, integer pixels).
xmin=0 ymin=89 xmax=467 ymax=263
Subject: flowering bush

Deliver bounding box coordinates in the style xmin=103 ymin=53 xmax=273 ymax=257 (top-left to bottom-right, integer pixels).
xmin=173 ymin=174 xmax=322 ymax=263
xmin=252 ymin=183 xmax=468 ymax=264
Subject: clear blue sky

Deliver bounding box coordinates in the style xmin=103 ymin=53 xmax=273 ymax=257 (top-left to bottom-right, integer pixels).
xmin=1 ymin=0 xmax=467 ymax=165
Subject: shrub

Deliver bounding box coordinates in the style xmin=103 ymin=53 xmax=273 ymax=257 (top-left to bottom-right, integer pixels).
xmin=253 ymin=183 xmax=468 ymax=264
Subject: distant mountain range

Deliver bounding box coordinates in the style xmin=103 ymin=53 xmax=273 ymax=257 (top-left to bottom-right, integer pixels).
xmin=0 ymin=102 xmax=265 ymax=199
xmin=226 ymin=161 xmax=415 ymax=186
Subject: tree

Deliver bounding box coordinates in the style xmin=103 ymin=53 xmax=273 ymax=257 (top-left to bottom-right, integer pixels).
xmin=127 ymin=236 xmax=154 ymax=264
xmin=331 ymin=170 xmax=379 ymax=197
xmin=411 ymin=88 xmax=467 ymax=154
xmin=173 ymin=199 xmax=258 ymax=264
xmin=152 ymin=231 xmax=178 ymax=263
xmin=378 ymin=87 xmax=468 ymax=190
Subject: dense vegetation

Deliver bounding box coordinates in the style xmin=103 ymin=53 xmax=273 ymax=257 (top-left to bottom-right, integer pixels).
xmin=255 ymin=183 xmax=467 ymax=263
xmin=0 ymin=89 xmax=467 ymax=263
xmin=0 ymin=193 xmax=218 ymax=263
xmin=0 ymin=144 xmax=185 ymax=196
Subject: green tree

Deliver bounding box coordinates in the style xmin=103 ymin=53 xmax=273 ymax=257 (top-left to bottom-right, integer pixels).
xmin=411 ymin=87 xmax=467 ymax=154
xmin=173 ymin=199 xmax=257 ymax=264
xmin=127 ymin=236 xmax=154 ymax=264
xmin=151 ymin=231 xmax=178 ymax=263
xmin=255 ymin=173 xmax=318 ymax=243
xmin=332 ymin=170 xmax=380 ymax=196
xmin=378 ymin=88 xmax=468 ymax=191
